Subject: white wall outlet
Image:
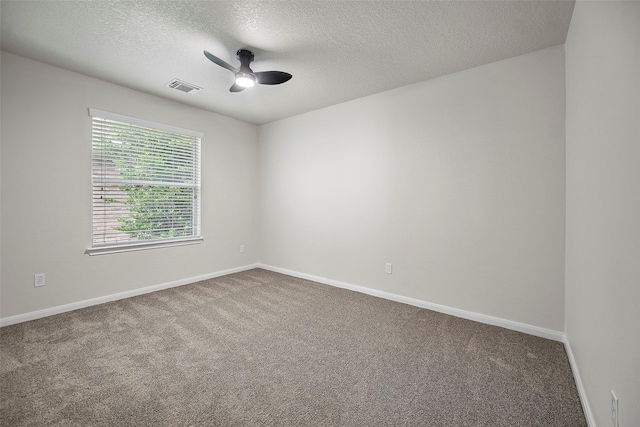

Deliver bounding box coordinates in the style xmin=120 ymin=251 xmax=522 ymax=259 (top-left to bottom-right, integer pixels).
xmin=611 ymin=390 xmax=619 ymax=427
xmin=385 ymin=263 xmax=392 ymax=274
xmin=34 ymin=273 xmax=46 ymax=287
xmin=239 ymin=244 xmax=245 ymax=254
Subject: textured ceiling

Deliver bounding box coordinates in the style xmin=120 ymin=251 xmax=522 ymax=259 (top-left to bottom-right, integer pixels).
xmin=0 ymin=1 xmax=575 ymax=125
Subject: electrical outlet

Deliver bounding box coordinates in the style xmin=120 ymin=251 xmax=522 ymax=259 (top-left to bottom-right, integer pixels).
xmin=34 ymin=273 xmax=46 ymax=287
xmin=611 ymin=390 xmax=619 ymax=427
xmin=239 ymin=244 xmax=245 ymax=254
xmin=385 ymin=263 xmax=392 ymax=274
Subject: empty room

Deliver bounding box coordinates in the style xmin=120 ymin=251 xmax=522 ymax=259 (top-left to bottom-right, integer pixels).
xmin=1 ymin=1 xmax=638 ymax=426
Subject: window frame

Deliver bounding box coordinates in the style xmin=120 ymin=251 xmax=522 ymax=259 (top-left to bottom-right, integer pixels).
xmin=86 ymin=108 xmax=203 ymax=256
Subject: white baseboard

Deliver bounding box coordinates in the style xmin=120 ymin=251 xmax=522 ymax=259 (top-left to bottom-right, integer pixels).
xmin=3 ymin=262 xmax=564 ymax=341
xmin=257 ymin=264 xmax=598 ymax=424
xmin=257 ymin=263 xmax=565 ymax=342
xmin=0 ymin=263 xmax=260 ymax=327
xmin=563 ymin=336 xmax=596 ymax=427
xmin=1 ymin=262 xmax=593 ymax=424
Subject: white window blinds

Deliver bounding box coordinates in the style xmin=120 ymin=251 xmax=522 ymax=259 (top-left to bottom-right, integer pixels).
xmin=89 ymin=108 xmax=202 ymax=254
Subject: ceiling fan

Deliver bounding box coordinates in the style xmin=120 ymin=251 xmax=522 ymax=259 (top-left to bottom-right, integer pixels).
xmin=204 ymin=49 xmax=292 ymax=92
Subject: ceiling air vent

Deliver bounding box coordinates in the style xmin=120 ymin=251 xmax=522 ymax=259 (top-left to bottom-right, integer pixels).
xmin=166 ymin=79 xmax=202 ymax=94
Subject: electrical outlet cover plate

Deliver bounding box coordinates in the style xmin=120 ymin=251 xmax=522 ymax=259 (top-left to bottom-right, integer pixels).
xmin=34 ymin=273 xmax=45 ymax=287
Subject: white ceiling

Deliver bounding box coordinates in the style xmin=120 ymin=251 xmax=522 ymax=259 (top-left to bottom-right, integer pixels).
xmin=0 ymin=1 xmax=575 ymax=125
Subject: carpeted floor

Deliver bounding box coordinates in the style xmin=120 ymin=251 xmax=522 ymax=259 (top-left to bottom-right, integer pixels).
xmin=1 ymin=268 xmax=586 ymax=426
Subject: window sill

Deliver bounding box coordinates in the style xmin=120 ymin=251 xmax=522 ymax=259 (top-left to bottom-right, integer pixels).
xmin=86 ymin=237 xmax=203 ymax=256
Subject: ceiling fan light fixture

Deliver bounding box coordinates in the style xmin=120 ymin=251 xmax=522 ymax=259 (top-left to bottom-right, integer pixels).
xmin=235 ymin=73 xmax=255 ymax=88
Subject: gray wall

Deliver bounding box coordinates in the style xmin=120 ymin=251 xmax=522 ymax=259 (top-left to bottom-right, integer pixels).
xmin=565 ymin=1 xmax=640 ymax=426
xmin=1 ymin=52 xmax=259 ymax=319
xmin=259 ymin=46 xmax=566 ymax=331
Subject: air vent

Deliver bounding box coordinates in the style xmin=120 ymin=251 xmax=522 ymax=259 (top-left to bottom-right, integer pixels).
xmin=166 ymin=79 xmax=202 ymax=94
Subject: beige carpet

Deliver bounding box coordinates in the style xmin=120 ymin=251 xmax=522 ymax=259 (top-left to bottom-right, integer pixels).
xmin=1 ymin=268 xmax=585 ymax=426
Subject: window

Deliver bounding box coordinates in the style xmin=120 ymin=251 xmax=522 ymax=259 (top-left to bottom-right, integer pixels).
xmin=88 ymin=108 xmax=202 ymax=255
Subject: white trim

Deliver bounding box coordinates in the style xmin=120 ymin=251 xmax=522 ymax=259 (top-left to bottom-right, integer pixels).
xmin=257 ymin=263 xmax=565 ymax=342
xmin=3 ymin=262 xmax=566 ymax=341
xmin=563 ymin=336 xmax=596 ymax=427
xmin=0 ymin=264 xmax=259 ymax=327
xmin=1 ymin=262 xmax=592 ymax=425
xmin=88 ymin=108 xmax=204 ymax=138
xmin=87 ymin=237 xmax=204 ymax=256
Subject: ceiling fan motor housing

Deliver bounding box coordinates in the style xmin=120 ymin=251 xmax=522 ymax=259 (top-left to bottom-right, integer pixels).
xmin=237 ymin=49 xmax=255 ymax=72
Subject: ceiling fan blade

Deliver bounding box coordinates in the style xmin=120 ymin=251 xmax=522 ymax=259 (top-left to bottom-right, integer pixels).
xmin=229 ymin=82 xmax=246 ymax=92
xmin=254 ymin=71 xmax=292 ymax=85
xmin=204 ymin=50 xmax=238 ymax=73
